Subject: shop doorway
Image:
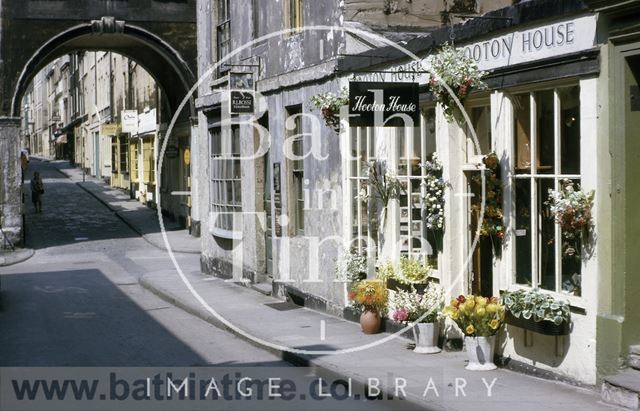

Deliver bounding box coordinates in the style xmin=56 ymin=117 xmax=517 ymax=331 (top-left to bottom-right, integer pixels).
xmin=465 ymin=170 xmax=494 ymax=297
xmin=259 ymin=114 xmax=273 ymax=277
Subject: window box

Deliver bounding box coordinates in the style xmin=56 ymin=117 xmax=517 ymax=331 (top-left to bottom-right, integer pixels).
xmin=505 ymin=311 xmax=570 ymax=336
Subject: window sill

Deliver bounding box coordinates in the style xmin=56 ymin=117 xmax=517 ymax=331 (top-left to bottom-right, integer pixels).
xmin=210 ymin=226 xmax=243 ymax=240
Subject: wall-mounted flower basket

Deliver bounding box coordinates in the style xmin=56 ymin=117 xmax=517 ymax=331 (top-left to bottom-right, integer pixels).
xmin=425 ymin=43 xmax=487 ymax=122
xmin=471 ymin=152 xmax=505 ymax=255
xmin=310 ymin=88 xmax=348 ymax=133
xmin=505 ymin=312 xmax=570 ymax=336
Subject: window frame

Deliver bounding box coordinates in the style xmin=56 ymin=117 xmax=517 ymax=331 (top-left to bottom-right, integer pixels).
xmin=509 ymin=84 xmax=583 ymax=298
xmin=209 ymin=125 xmax=242 ymax=238
xmin=286 ymin=0 xmax=303 ymax=34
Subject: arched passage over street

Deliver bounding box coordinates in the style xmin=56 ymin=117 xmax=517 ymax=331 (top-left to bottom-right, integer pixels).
xmin=0 ymin=0 xmax=197 ymax=244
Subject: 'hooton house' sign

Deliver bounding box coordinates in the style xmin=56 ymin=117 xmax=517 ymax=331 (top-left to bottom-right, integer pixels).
xmin=349 ymin=82 xmax=420 ymax=127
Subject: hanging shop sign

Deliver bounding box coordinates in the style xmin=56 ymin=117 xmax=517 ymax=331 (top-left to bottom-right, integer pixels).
xmin=137 ymin=108 xmax=156 ymax=135
xmin=349 ymin=81 xmax=420 ymax=127
xmin=121 ymin=110 xmax=138 ymax=134
xmin=229 ymin=72 xmax=255 ymax=114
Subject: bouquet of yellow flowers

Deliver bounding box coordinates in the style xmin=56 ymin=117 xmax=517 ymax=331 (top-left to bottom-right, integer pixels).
xmin=348 ymin=280 xmax=388 ymax=315
xmin=443 ymin=295 xmax=505 ymax=337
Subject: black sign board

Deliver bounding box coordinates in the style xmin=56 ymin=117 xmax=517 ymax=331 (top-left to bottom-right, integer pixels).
xmin=230 ymin=72 xmax=255 ymax=114
xmin=349 ymin=82 xmax=420 ymax=127
xmin=165 ymin=145 xmax=179 ymax=159
xmin=272 ymin=162 xmax=282 ymax=237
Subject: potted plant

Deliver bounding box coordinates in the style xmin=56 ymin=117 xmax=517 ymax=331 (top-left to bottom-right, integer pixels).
xmin=309 ymin=88 xmax=349 ymax=132
xmin=390 ymin=283 xmax=444 ymax=354
xmin=348 ymin=279 xmax=388 ymax=334
xmin=547 ymin=179 xmax=594 ymax=259
xmin=443 ymin=295 xmax=505 ymax=370
xmin=501 ymin=289 xmax=571 ymax=336
xmin=425 ymin=43 xmax=487 ymax=122
xmin=376 ymin=257 xmax=432 ymax=292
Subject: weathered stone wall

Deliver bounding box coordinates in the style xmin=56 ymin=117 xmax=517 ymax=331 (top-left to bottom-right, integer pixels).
xmin=344 ymin=0 xmax=513 ymax=30
xmin=0 ymin=118 xmax=23 ymax=245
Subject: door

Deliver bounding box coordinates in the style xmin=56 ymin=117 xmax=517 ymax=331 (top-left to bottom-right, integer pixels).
xmin=466 ymin=170 xmax=494 ymax=297
xmin=259 ymin=114 xmax=273 ymax=276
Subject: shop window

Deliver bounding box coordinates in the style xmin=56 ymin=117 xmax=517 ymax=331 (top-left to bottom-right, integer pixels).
xmin=286 ymin=106 xmax=304 ymax=236
xmin=142 ymin=137 xmax=155 ymax=184
xmin=397 ymin=107 xmax=438 ymax=267
xmin=286 ymin=0 xmax=303 ymax=33
xmin=210 ymin=126 xmax=242 ymax=234
xmin=119 ymin=137 xmax=129 ymax=174
xmin=347 ymin=107 xmax=439 ymax=267
xmin=349 ymin=126 xmax=377 ymax=255
xmin=512 ymin=85 xmax=582 ymax=296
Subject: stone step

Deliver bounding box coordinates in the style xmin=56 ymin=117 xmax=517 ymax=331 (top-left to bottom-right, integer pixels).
xmin=250 ymin=282 xmax=272 ymax=296
xmin=630 ymin=346 xmax=640 ymax=370
xmin=602 ymin=369 xmax=640 ymax=409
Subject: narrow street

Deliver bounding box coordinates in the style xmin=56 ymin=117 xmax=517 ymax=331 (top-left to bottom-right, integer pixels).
xmin=1 ymin=159 xmax=281 ymax=366
xmin=0 ymin=159 xmax=397 ymax=411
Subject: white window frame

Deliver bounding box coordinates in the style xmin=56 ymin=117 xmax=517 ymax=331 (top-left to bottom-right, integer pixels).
xmin=508 ymin=84 xmax=584 ymax=300
xmin=209 ymin=125 xmax=242 ymax=238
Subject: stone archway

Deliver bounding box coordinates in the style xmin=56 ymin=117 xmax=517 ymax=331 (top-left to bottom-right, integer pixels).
xmin=0 ymin=1 xmax=196 ymax=244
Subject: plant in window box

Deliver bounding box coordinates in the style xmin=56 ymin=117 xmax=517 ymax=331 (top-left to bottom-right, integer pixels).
xmin=376 ymin=257 xmax=432 ymax=292
xmin=471 ymin=153 xmax=505 ymax=252
xmin=425 ymin=43 xmax=487 ymax=122
xmin=421 ymin=153 xmax=446 ymax=251
xmin=309 ymin=88 xmax=348 ymax=133
xmin=348 ymin=280 xmax=388 ymax=334
xmin=390 ymin=283 xmax=445 ymax=354
xmin=501 ymin=289 xmax=571 ymax=336
xmin=443 ymin=295 xmax=505 ymax=370
xmin=546 ymin=179 xmax=594 ymax=259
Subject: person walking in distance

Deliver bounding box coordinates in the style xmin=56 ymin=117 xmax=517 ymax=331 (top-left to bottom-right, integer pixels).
xmin=30 ymin=171 xmax=44 ymax=213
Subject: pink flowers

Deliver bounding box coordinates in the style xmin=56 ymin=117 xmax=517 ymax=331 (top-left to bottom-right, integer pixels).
xmin=392 ymin=308 xmax=409 ymax=323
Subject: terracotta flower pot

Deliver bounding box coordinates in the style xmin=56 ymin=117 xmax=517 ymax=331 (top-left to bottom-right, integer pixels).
xmin=360 ymin=310 xmax=381 ymax=334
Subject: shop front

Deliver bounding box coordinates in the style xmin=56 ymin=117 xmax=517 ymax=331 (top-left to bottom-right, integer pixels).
xmin=335 ymin=7 xmax=607 ymax=384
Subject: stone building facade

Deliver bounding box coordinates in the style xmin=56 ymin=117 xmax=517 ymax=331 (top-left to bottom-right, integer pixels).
xmin=195 ymin=0 xmax=640 ymax=390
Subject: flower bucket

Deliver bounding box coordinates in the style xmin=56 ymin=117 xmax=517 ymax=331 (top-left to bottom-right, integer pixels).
xmin=412 ymin=322 xmax=441 ymax=354
xmin=464 ymin=335 xmax=497 ymax=371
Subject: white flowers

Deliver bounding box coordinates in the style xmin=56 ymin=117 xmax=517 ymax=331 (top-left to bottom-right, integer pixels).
xmin=421 ymin=153 xmax=446 ymax=231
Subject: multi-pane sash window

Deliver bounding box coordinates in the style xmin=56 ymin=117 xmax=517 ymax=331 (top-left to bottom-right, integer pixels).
xmin=119 ymin=137 xmax=129 ymax=174
xmin=216 ymin=0 xmax=231 ymax=68
xmin=397 ymin=108 xmax=437 ymax=265
xmin=347 ymin=108 xmax=439 ymax=266
xmin=210 ymin=126 xmax=241 ymax=233
xmin=512 ymin=85 xmax=582 ymax=296
xmin=349 ymin=126 xmax=377 ymax=255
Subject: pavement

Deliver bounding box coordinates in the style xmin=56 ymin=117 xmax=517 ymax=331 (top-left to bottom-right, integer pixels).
xmin=0 ymin=248 xmax=34 ymax=267
xmin=27 ymin=159 xmax=618 ymax=410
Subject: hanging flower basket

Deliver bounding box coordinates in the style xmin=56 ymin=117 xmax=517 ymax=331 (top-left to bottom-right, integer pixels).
xmin=546 ymin=179 xmax=594 ymax=258
xmin=310 ymin=88 xmax=349 ymax=133
xmin=426 ymin=43 xmax=488 ymax=122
